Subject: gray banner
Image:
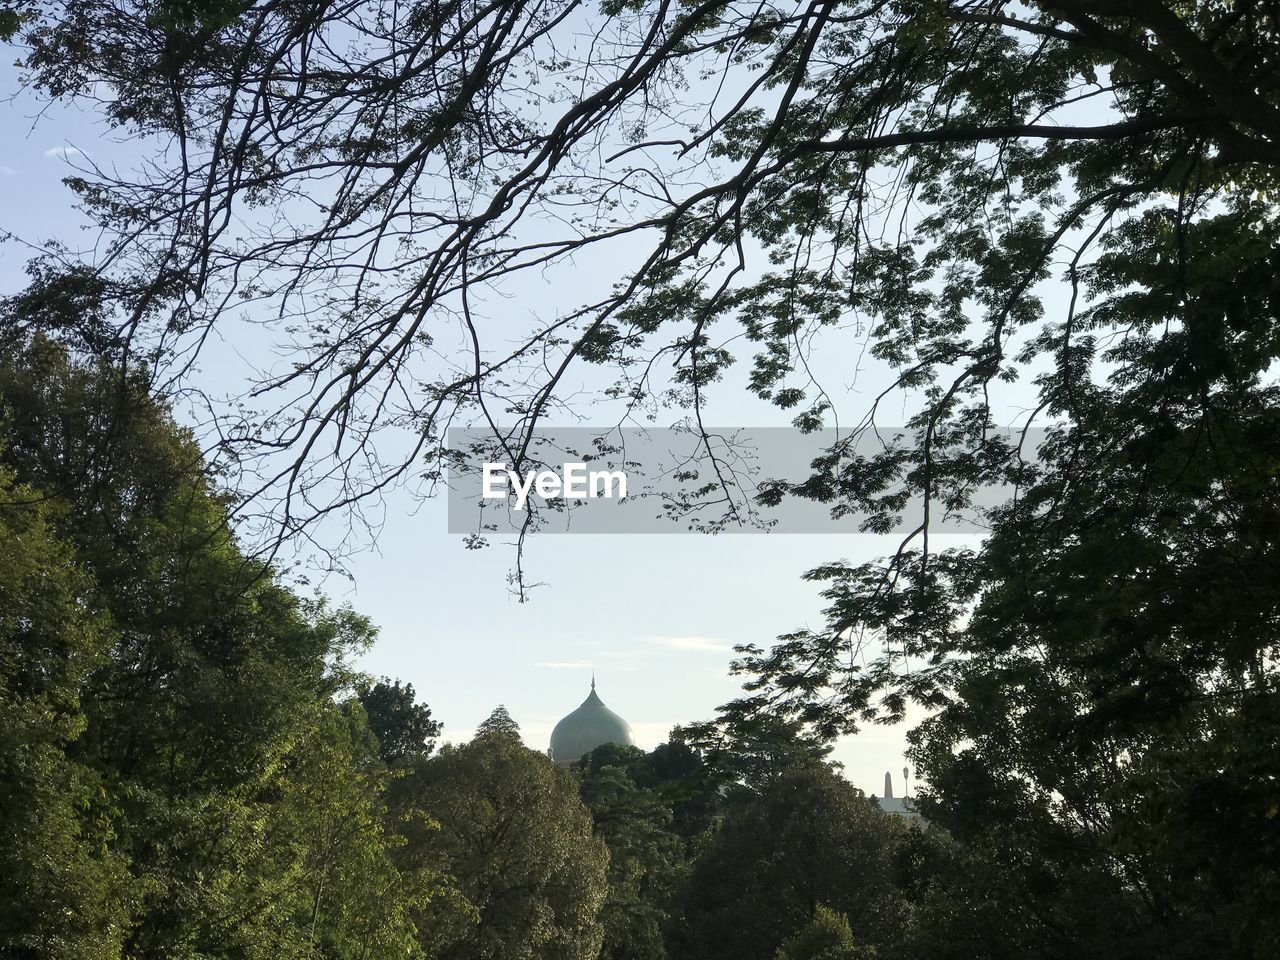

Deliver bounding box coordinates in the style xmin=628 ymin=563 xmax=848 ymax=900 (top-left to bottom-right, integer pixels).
xmin=445 ymin=426 xmax=1045 ymax=535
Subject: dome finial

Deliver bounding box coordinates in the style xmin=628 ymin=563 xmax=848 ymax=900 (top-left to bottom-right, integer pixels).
xmin=590 ymin=670 xmax=596 ymax=692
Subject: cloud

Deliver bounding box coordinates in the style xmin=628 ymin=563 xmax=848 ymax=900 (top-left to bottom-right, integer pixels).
xmin=0 ymin=165 xmax=15 ymax=176
xmin=43 ymin=146 xmax=86 ymax=161
xmin=574 ymin=642 xmax=645 ymax=662
xmin=648 ymin=635 xmax=734 ymax=653
xmin=534 ymin=660 xmax=592 ymax=669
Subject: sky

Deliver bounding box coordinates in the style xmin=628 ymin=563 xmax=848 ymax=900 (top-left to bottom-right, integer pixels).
xmin=0 ymin=49 xmax=991 ymax=799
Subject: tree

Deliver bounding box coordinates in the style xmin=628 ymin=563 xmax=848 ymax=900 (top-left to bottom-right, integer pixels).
xmin=0 ymin=332 xmax=434 ymax=959
xmin=676 ymin=711 xmax=832 ymax=793
xmin=256 ymin=700 xmax=431 ymax=960
xmin=0 ymin=465 xmax=132 ymax=959
xmin=726 ymin=254 xmax=1280 ymax=955
xmin=669 ymin=763 xmax=915 ymax=960
xmin=6 ymin=1 xmax=1278 ymax=567
xmin=632 ymin=737 xmax=722 ymax=840
xmin=408 ymin=732 xmax=609 ymax=960
xmin=476 ymin=704 xmax=521 ymax=737
xmin=774 ymin=906 xmax=876 ymax=960
xmin=359 ymin=678 xmax=443 ymax=766
xmin=577 ymin=743 xmax=689 ymax=960
xmin=7 ymin=4 xmax=1280 ymax=951
xmin=886 ymin=819 xmax=1150 ymax=960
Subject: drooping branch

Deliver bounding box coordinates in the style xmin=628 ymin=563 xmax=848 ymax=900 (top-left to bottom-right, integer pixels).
xmin=8 ymin=0 xmax=1277 ymax=582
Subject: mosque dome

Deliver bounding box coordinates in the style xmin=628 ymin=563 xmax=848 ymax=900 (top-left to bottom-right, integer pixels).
xmin=549 ymin=679 xmax=634 ymax=765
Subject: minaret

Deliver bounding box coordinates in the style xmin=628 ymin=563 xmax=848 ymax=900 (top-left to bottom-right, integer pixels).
xmin=883 ymin=770 xmax=894 ymax=800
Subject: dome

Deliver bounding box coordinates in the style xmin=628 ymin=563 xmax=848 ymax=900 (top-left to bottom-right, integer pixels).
xmin=549 ymin=680 xmax=634 ymax=765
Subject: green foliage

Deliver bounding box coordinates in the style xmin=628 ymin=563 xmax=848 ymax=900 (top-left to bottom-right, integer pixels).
xmin=408 ymin=732 xmax=609 ymax=960
xmin=731 ymin=199 xmax=1280 ymax=955
xmin=670 ymin=763 xmax=915 ymax=960
xmin=676 ymin=712 xmax=831 ymax=791
xmin=0 ymin=466 xmax=132 ymax=959
xmin=634 ymin=737 xmax=722 ymax=838
xmin=359 ymin=678 xmax=443 ymax=766
xmin=0 ymin=0 xmax=37 ymax=42
xmin=0 ymin=333 xmax=433 ymax=959
xmin=145 ymin=0 xmax=248 ymax=31
xmin=576 ymin=743 xmax=690 ymax=960
xmin=775 ymin=906 xmax=876 ymax=960
xmin=476 ymin=703 xmax=521 ymax=737
xmin=262 ymin=701 xmax=429 ymax=960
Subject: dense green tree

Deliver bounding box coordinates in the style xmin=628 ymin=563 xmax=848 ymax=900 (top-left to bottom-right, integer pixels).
xmin=475 ymin=704 xmax=520 ymax=737
xmin=258 ymin=700 xmax=431 ymax=960
xmin=669 ymin=763 xmax=916 ymax=960
xmin=775 ymin=906 xmax=876 ymax=960
xmin=884 ymin=822 xmax=1142 ymax=960
xmin=577 ymin=743 xmax=689 ymax=960
xmin=0 ymin=332 xmax=434 ymax=959
xmin=6 ymin=3 xmax=1280 ymax=955
xmin=358 ymin=678 xmax=443 ymax=766
xmin=676 ymin=712 xmax=831 ymax=793
xmin=0 ymin=465 xmax=132 ymax=959
xmin=630 ymin=738 xmax=721 ymax=840
xmin=729 ymin=258 xmax=1280 ymax=956
xmin=407 ymin=730 xmax=609 ymax=960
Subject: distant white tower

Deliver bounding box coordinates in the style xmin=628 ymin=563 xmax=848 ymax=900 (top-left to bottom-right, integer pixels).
xmin=876 ymin=768 xmax=919 ymax=820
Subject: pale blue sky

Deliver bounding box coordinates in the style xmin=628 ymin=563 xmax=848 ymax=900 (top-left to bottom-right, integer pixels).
xmin=0 ymin=54 xmax=999 ymax=798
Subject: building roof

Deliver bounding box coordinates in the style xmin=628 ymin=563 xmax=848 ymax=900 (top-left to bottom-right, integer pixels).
xmin=873 ymin=796 xmax=920 ymax=819
xmin=549 ymin=680 xmax=635 ymax=765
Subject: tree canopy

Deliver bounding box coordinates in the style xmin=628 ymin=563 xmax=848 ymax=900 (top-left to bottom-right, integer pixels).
xmin=1 ymin=2 xmax=1277 ymax=957
xmin=5 ymin=1 xmax=1277 ymax=555
xmin=408 ymin=731 xmax=609 ymax=960
xmin=669 ymin=762 xmax=916 ymax=960
xmin=0 ymin=331 xmax=440 ymax=959
xmin=359 ymin=677 xmax=444 ymax=765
